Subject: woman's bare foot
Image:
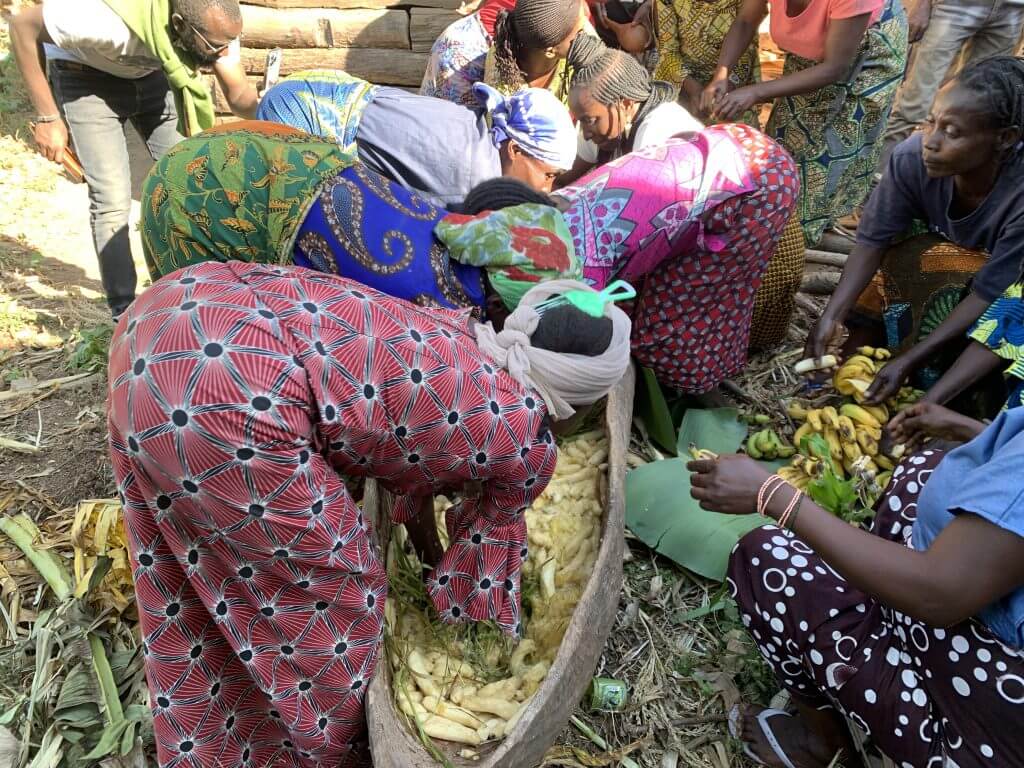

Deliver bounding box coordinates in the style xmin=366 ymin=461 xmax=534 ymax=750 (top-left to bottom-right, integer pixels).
xmin=733 ymin=705 xmax=851 ymax=768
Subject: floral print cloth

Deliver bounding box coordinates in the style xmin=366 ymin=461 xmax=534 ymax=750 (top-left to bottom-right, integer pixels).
xmin=142 ymin=121 xmax=350 ymax=279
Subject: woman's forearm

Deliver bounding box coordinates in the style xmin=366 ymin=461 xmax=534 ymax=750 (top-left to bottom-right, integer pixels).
xmin=765 ymin=490 xmax=962 ymax=626
xmin=753 ymin=60 xmax=850 ymax=100
xmin=923 ymin=340 xmax=1004 ymax=406
xmin=821 ymin=243 xmax=887 ymax=322
xmin=714 ymin=19 xmax=758 ymax=75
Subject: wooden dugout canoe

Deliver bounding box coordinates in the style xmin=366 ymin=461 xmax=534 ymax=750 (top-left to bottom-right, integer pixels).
xmin=364 ymin=365 xmax=635 ymax=768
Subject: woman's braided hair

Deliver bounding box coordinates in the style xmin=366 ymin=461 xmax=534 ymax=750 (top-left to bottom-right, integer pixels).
xmin=567 ymin=33 xmax=678 ymax=149
xmin=450 ymin=178 xmax=556 ymax=215
xmin=568 ymin=33 xmax=650 ymax=103
xmin=953 ymin=56 xmax=1024 ymax=142
xmin=491 ymin=0 xmax=582 ymax=88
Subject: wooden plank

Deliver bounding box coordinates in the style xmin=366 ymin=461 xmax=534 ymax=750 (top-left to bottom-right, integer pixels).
xmin=409 ymin=7 xmax=460 ymax=53
xmin=240 ymin=46 xmax=429 ymax=86
xmin=366 ymin=366 xmax=635 ymax=768
xmin=243 ymin=0 xmax=462 ymax=10
xmin=241 ymin=5 xmax=409 ymax=49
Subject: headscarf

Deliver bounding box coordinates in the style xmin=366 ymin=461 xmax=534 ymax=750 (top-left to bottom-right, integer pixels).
xmin=473 ymin=279 xmax=632 ymax=419
xmin=474 ymin=83 xmax=578 ymax=171
xmin=256 ymin=70 xmax=378 ymax=154
xmin=435 ymin=203 xmax=582 ymax=309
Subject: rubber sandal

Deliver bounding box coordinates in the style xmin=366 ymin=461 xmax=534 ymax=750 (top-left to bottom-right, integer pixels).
xmin=727 ymin=704 xmax=799 ymax=768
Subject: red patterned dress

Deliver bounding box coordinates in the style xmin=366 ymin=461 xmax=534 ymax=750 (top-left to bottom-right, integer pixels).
xmin=107 ymin=261 xmax=557 ymax=767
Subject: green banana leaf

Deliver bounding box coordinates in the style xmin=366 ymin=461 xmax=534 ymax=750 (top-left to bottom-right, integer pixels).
xmin=633 ymin=366 xmax=678 ymax=455
xmin=626 ymin=408 xmax=763 ymax=581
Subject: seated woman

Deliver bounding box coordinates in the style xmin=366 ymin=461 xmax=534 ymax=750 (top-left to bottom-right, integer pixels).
xmin=918 ymin=275 xmax=1024 ymax=411
xmin=806 ymin=57 xmax=1024 ymax=405
xmin=256 ymin=70 xmax=577 ymax=203
xmin=565 ymin=33 xmax=703 ymax=178
xmin=704 ymin=0 xmax=907 ymax=246
xmin=482 ymin=0 xmax=592 ymax=108
xmin=421 ymin=0 xmax=593 ymax=108
xmin=688 ymin=404 xmax=1024 ymax=767
xmin=141 ymin=121 xmax=579 ymax=315
xmin=654 ymin=0 xmax=761 ymax=122
xmin=108 ymin=262 xmax=632 ymax=767
xmin=554 ymin=123 xmax=799 ymax=394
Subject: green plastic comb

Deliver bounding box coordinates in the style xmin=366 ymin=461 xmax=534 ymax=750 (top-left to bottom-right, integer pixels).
xmin=535 ymin=279 xmax=637 ymax=318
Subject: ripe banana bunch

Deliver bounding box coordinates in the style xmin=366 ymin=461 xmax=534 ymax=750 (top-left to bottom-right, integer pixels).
xmin=745 ymin=427 xmax=795 ymax=460
xmin=787 ymin=402 xmax=900 ymax=479
xmin=833 ymin=354 xmax=878 ymax=402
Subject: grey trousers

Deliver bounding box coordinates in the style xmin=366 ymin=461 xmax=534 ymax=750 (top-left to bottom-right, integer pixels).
xmin=879 ymin=0 xmax=1024 ymax=168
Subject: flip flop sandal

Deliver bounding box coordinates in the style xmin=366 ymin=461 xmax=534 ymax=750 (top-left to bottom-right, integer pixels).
xmin=727 ymin=704 xmax=799 ymax=768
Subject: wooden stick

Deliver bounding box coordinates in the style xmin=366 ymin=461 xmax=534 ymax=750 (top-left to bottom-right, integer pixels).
xmin=0 ymin=436 xmax=40 ymax=454
xmin=804 ymin=249 xmax=847 ymax=268
xmin=0 ymin=372 xmax=96 ymax=402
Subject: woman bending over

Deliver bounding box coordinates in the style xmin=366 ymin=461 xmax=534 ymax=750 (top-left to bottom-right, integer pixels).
xmin=257 ymin=70 xmax=576 ymax=203
xmin=109 ymin=263 xmax=632 ymax=766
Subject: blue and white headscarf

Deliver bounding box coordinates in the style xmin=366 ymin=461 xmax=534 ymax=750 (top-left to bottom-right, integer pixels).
xmin=473 ymin=83 xmax=577 ymax=172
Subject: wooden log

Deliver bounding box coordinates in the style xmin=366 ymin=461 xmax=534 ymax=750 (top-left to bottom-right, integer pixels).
xmin=241 ymin=5 xmax=409 ymax=49
xmin=242 ymin=0 xmax=462 ymax=10
xmin=410 ymin=8 xmax=461 ymax=53
xmin=804 ymin=249 xmax=847 ymax=268
xmin=800 ymin=270 xmax=841 ymax=296
xmin=240 ymin=46 xmax=429 ymax=86
xmin=818 ymin=231 xmax=855 ymax=255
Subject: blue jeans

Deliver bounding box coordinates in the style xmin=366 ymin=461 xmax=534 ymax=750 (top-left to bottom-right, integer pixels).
xmin=50 ymin=61 xmax=182 ymax=316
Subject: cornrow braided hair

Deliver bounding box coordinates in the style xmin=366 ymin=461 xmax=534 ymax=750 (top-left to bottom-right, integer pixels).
xmin=567 ymin=33 xmax=678 ymax=151
xmin=954 ymin=55 xmax=1024 ymax=158
xmin=491 ymin=0 xmax=582 ymax=90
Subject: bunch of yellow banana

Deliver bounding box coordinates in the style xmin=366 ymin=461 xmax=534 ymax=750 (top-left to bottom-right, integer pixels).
xmin=833 ymin=351 xmax=882 ymax=402
xmin=744 ymin=427 xmax=795 ymax=460
xmin=788 ymin=403 xmax=897 ymax=477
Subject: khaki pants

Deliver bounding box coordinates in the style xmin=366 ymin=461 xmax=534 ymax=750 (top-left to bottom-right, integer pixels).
xmin=878 ymin=0 xmax=1024 ymax=169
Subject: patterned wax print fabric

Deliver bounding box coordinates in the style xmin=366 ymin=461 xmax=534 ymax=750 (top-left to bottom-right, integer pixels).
xmin=141 ymin=121 xmax=350 ymax=280
xmin=420 ymin=12 xmax=493 ymax=107
xmin=766 ymin=0 xmax=908 ymax=246
xmin=292 ymin=162 xmax=488 ymax=312
xmin=255 ymin=70 xmax=378 ymax=154
xmin=971 ymin=281 xmax=1024 ymax=410
xmin=435 ymin=203 xmax=582 ymax=309
xmin=108 ymin=261 xmax=557 ymax=768
xmin=556 ymin=123 xmax=799 ymax=392
xmin=653 ymin=0 xmax=761 ymax=126
xmin=728 ymin=449 xmax=1024 ymax=766
xmin=852 ymin=234 xmax=987 ymax=391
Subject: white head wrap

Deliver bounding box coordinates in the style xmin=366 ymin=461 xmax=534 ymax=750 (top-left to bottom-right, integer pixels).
xmin=473 ymin=83 xmax=578 ymax=172
xmin=474 ymin=279 xmax=632 ymax=420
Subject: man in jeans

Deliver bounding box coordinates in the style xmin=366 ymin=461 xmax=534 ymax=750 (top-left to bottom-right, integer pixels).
xmin=9 ymin=0 xmax=259 ymax=318
xmin=879 ymin=0 xmax=1024 ymax=168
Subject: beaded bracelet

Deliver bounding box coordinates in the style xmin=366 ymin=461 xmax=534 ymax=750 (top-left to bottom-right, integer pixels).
xmin=756 ymin=475 xmax=787 ymax=517
xmin=786 ymin=494 xmax=804 ymax=531
xmin=777 ymin=489 xmax=802 ymax=529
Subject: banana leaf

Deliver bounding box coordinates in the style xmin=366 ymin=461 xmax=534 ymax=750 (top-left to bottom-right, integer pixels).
xmin=633 ymin=366 xmax=677 ymax=456
xmin=626 ymin=408 xmax=763 ymax=581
